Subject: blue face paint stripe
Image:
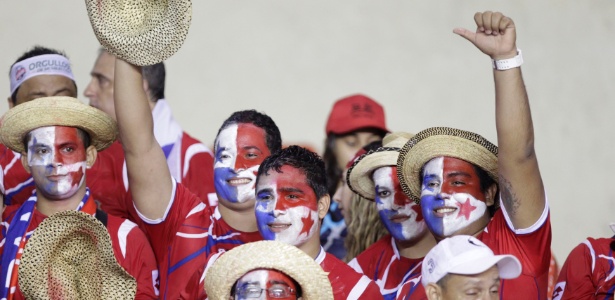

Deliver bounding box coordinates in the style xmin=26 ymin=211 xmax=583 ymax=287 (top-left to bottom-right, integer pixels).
xmin=214 ymin=167 xmax=239 ymax=202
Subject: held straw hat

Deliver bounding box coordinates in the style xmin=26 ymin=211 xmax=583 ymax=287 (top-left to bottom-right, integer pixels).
xmin=205 ymin=240 xmax=333 ymax=300
xmin=0 ymin=96 xmax=117 ymax=153
xmin=18 ymin=210 xmax=137 ymax=299
xmin=347 ymin=132 xmax=414 ymax=200
xmin=396 ymin=127 xmax=498 ymax=204
xmin=85 ymin=0 xmax=192 ymax=66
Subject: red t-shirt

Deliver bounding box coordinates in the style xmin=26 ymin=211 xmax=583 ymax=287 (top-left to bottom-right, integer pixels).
xmin=477 ymin=202 xmax=552 ymax=299
xmin=350 ymin=235 xmax=425 ymax=300
xmin=552 ymin=237 xmax=615 ymax=299
xmin=137 ymin=181 xmax=262 ymax=299
xmin=315 ymin=247 xmax=383 ymax=300
xmin=1 ymin=201 xmax=159 ymax=299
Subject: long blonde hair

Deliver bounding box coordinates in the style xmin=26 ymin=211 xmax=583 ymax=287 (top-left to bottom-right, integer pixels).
xmin=344 ymin=193 xmax=388 ymax=262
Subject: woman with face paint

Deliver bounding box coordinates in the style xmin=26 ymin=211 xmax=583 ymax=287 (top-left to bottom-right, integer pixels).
xmin=255 ymin=146 xmax=383 ymax=300
xmin=396 ymin=11 xmax=551 ymax=300
xmin=347 ymin=132 xmax=436 ymax=299
xmin=205 ymin=241 xmax=333 ymax=300
xmin=321 ymin=94 xmax=388 ymax=259
xmin=113 ymin=57 xmax=283 ymax=299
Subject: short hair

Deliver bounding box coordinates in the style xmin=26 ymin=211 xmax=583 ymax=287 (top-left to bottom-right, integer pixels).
xmin=9 ymin=46 xmax=76 ymax=104
xmin=215 ymin=110 xmax=282 ymax=154
xmin=142 ymin=63 xmax=165 ymax=101
xmin=257 ymin=146 xmax=328 ymax=199
xmin=23 ymin=128 xmax=91 ymax=152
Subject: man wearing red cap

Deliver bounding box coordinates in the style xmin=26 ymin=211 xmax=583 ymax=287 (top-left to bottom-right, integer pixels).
xmin=322 ymin=94 xmax=388 ymax=259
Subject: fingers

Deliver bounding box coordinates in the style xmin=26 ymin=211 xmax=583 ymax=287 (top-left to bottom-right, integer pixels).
xmin=474 ymin=11 xmax=514 ymax=36
xmin=452 ymin=27 xmax=475 ymax=43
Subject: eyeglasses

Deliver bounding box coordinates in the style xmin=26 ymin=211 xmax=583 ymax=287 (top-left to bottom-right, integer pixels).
xmin=235 ymin=284 xmax=296 ymax=299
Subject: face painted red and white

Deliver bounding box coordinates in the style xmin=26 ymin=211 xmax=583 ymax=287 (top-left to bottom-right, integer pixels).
xmin=420 ymin=157 xmax=489 ymax=238
xmin=373 ymin=166 xmax=427 ymax=242
xmin=255 ymin=166 xmax=320 ymax=247
xmin=235 ymin=269 xmax=298 ymax=300
xmin=26 ymin=126 xmax=87 ymax=200
xmin=215 ymin=123 xmax=271 ymax=204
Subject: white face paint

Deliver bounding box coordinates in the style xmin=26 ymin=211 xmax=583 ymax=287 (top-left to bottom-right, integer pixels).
xmin=214 ymin=124 xmax=261 ymax=204
xmin=235 ymin=269 xmax=297 ymax=300
xmin=373 ymin=166 xmax=427 ymax=241
xmin=27 ymin=126 xmax=87 ymax=200
xmin=420 ymin=157 xmax=488 ymax=237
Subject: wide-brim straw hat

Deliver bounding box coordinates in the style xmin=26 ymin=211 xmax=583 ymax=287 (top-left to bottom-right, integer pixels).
xmin=18 ymin=210 xmax=136 ymax=299
xmin=85 ymin=0 xmax=192 ymax=66
xmin=347 ymin=132 xmax=414 ymax=200
xmin=397 ymin=127 xmax=498 ymax=204
xmin=0 ymin=96 xmax=117 ymax=153
xmin=205 ymin=240 xmax=333 ymax=300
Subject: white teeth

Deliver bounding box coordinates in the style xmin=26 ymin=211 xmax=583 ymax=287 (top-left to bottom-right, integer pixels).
xmin=436 ymin=207 xmax=456 ymax=214
xmin=228 ymin=178 xmax=251 ymax=185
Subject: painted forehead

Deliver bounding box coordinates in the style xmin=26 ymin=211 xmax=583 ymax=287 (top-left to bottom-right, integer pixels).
xmin=27 ymin=126 xmax=82 ymax=144
xmin=217 ymin=122 xmax=269 ymax=150
xmin=262 ymin=165 xmax=312 ymax=190
xmin=423 ymin=156 xmax=478 ymax=176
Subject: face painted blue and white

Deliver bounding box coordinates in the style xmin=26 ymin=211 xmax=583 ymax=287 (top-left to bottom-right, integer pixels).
xmin=255 ymin=166 xmax=320 ymax=247
xmin=420 ymin=157 xmax=488 ymax=238
xmin=214 ymin=123 xmax=270 ymax=204
xmin=373 ymin=166 xmax=427 ymax=242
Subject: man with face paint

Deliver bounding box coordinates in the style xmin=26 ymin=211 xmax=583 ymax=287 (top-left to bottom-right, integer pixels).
xmin=395 ymin=11 xmax=550 ymax=299
xmin=346 ymin=132 xmax=436 ymax=299
xmin=255 ymin=146 xmax=382 ymax=300
xmin=1 ymin=46 xmax=78 ymax=207
xmin=0 ymin=97 xmax=159 ymax=300
xmin=83 ymin=49 xmax=216 ymax=218
xmin=113 ymin=57 xmax=282 ymax=299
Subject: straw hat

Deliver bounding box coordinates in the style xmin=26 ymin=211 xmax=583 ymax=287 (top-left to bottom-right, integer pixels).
xmin=347 ymin=132 xmax=414 ymax=200
xmin=18 ymin=210 xmax=136 ymax=299
xmin=396 ymin=127 xmax=498 ymax=204
xmin=85 ymin=0 xmax=192 ymax=66
xmin=205 ymin=241 xmax=333 ymax=300
xmin=0 ymin=96 xmax=117 ymax=154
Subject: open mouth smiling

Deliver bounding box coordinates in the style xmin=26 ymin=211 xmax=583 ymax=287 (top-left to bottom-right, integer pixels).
xmin=227 ymin=177 xmax=252 ymax=186
xmin=268 ymin=222 xmax=291 ymax=233
xmin=433 ymin=206 xmax=458 ymax=217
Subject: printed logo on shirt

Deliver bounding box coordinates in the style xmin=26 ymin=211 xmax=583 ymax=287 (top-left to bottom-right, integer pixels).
xmin=427 ymin=258 xmax=436 ymax=274
xmin=152 ymin=270 xmax=160 ymax=296
xmin=551 ymin=282 xmax=565 ymax=300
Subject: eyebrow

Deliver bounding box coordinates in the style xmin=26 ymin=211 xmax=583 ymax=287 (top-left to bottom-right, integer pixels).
xmin=256 ymin=188 xmax=274 ymax=195
xmin=91 ymin=71 xmax=110 ymax=81
xmin=445 ymin=171 xmax=472 ymax=178
xmin=279 ymin=187 xmax=304 ymax=194
xmin=27 ymin=87 xmax=73 ymax=98
xmin=268 ymin=280 xmax=290 ymax=286
xmin=242 ymin=146 xmax=263 ymax=153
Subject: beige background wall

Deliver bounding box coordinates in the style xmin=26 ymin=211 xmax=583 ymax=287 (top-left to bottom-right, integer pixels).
xmin=2 ymin=1 xmax=614 ymax=263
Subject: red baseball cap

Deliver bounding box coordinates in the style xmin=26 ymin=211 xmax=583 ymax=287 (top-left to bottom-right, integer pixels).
xmin=325 ymin=94 xmax=388 ymax=135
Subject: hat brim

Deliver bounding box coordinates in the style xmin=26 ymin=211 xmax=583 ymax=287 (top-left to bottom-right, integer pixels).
xmin=0 ymin=96 xmax=117 ymax=153
xmin=18 ymin=210 xmax=136 ymax=299
xmin=397 ymin=127 xmax=498 ymax=205
xmin=348 ymin=147 xmax=400 ymax=200
xmin=85 ymin=0 xmax=192 ymax=66
xmin=449 ymin=254 xmax=522 ymax=280
xmin=205 ymin=241 xmax=333 ymax=300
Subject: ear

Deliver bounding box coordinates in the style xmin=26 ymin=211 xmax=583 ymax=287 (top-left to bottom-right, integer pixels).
xmin=7 ymin=96 xmax=14 ymax=109
xmin=485 ymin=183 xmax=498 ymax=207
xmin=21 ymin=153 xmax=31 ymax=174
xmin=85 ymin=145 xmax=97 ymax=169
xmin=425 ymin=283 xmax=443 ymax=300
xmin=317 ymin=194 xmax=330 ymax=220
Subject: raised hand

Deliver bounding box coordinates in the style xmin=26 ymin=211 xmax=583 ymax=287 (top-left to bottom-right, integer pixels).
xmin=453 ymin=11 xmax=517 ymax=60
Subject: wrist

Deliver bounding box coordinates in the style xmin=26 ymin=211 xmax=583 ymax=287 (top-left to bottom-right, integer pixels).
xmin=492 ymin=49 xmax=523 ymax=71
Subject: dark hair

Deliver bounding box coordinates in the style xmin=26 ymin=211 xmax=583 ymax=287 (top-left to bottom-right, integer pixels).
xmin=23 ymin=127 xmax=91 ymax=151
xmin=142 ymin=63 xmax=165 ymax=101
xmin=323 ymin=129 xmax=387 ymax=196
xmin=230 ymin=271 xmax=302 ymax=298
xmin=216 ymin=110 xmax=282 ymax=154
xmin=10 ymin=46 xmax=76 ymax=104
xmin=257 ymin=146 xmax=328 ymax=199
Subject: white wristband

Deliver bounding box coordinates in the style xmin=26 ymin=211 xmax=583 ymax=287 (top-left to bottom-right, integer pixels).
xmin=492 ymin=49 xmax=523 ymax=70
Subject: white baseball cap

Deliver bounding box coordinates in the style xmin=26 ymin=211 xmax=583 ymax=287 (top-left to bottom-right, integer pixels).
xmin=421 ymin=235 xmax=522 ymax=286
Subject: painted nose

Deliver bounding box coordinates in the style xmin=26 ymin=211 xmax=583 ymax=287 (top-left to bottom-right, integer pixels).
xmin=393 ymin=191 xmax=411 ymax=207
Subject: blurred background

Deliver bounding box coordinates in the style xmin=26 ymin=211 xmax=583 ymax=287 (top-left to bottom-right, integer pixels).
xmin=2 ymin=0 xmax=614 ymax=263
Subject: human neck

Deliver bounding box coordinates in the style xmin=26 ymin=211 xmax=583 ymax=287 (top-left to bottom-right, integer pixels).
xmin=218 ymin=202 xmax=258 ymax=232
xmin=35 ymin=186 xmax=87 ymax=217
xmin=296 ymin=231 xmax=322 ymax=259
xmin=397 ymin=230 xmax=437 ymax=259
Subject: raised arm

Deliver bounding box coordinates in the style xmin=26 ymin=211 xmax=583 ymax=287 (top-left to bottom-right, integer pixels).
xmin=454 ymin=11 xmax=545 ymax=229
xmin=114 ymin=58 xmax=173 ymax=220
